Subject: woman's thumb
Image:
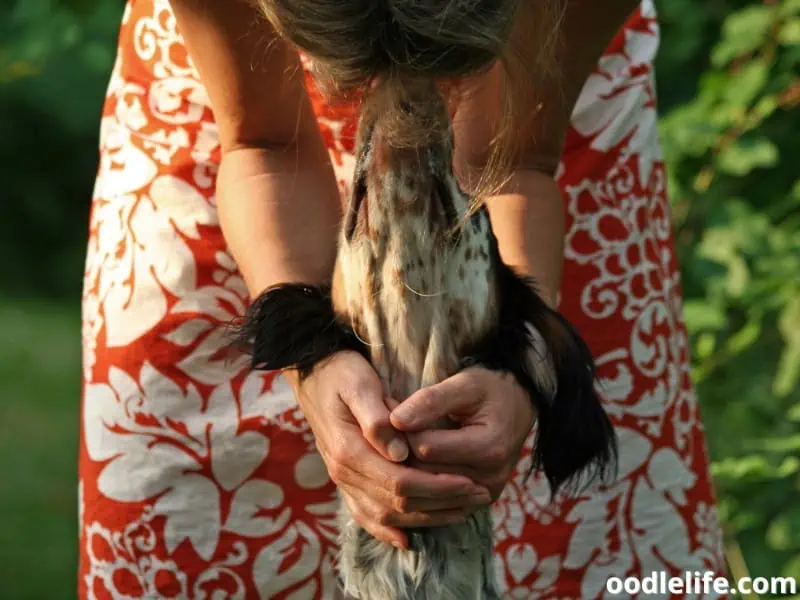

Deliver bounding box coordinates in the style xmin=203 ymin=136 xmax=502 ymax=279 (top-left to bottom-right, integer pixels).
xmin=341 ymin=378 xmax=409 ymax=463
xmin=391 ymin=379 xmax=457 ymax=431
xmin=390 ymin=373 xmax=476 ymax=431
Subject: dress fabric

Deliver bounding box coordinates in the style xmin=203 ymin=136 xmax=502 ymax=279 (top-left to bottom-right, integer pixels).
xmin=79 ymin=0 xmax=727 ymax=598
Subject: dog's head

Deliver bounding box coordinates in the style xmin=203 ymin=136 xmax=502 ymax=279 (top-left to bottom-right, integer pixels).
xmin=343 ymin=81 xmax=462 ymax=246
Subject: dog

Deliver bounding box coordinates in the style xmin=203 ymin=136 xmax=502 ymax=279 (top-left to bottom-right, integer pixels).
xmin=234 ymin=83 xmax=617 ymax=599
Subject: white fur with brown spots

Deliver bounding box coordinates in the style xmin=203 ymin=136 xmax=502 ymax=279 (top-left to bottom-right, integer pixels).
xmin=332 ymin=90 xmax=515 ymax=600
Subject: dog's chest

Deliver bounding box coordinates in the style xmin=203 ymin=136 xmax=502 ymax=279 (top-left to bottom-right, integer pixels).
xmin=333 ymin=181 xmax=498 ymax=400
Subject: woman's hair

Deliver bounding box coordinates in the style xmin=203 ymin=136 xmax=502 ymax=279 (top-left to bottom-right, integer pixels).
xmin=258 ymin=0 xmax=565 ymax=196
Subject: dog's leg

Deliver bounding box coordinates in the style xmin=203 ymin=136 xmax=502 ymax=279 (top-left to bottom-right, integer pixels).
xmin=420 ymin=308 xmax=451 ymax=389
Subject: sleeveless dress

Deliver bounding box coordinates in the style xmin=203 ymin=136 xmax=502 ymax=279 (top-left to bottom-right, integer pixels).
xmin=79 ymin=1 xmax=727 ymax=598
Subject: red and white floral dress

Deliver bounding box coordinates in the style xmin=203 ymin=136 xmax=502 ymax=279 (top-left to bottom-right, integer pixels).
xmin=79 ymin=0 xmax=727 ymax=597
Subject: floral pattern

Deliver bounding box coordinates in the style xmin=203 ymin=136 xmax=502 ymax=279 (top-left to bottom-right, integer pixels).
xmin=79 ymin=0 xmax=726 ymax=598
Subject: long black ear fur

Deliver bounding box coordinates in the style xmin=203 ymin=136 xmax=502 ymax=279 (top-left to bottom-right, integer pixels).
xmin=231 ymin=284 xmax=366 ymax=380
xmin=504 ymin=265 xmax=618 ymax=496
xmin=465 ymin=234 xmax=618 ymax=499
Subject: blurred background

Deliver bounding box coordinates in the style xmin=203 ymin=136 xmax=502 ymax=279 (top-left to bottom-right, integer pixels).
xmin=0 ymin=0 xmax=798 ymax=598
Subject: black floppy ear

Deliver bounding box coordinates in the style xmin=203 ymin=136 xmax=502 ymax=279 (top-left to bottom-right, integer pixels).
xmin=500 ymin=267 xmax=618 ymax=497
xmin=465 ymin=230 xmax=618 ymax=499
xmin=231 ymin=283 xmax=365 ymax=379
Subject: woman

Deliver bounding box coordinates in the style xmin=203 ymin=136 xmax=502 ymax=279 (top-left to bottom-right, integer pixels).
xmin=79 ymin=0 xmax=726 ymax=598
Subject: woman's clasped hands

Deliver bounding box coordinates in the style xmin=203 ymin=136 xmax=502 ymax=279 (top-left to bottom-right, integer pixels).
xmin=289 ymin=351 xmax=535 ymax=549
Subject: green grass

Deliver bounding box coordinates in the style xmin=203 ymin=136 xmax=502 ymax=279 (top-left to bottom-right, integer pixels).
xmin=0 ymin=298 xmax=80 ymax=600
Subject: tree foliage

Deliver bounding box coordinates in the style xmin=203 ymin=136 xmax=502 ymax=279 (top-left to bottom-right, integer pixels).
xmin=1 ymin=0 xmax=798 ymax=585
xmin=658 ymin=0 xmax=800 ymax=582
xmin=0 ymin=0 xmax=121 ymax=298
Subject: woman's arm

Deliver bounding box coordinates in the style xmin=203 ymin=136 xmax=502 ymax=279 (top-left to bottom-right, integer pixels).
xmin=453 ymin=0 xmax=641 ymax=307
xmin=168 ymin=0 xmax=489 ymax=547
xmin=169 ymin=0 xmax=341 ymax=293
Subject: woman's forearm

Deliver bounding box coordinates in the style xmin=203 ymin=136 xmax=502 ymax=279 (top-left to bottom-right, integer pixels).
xmin=217 ymin=140 xmax=342 ymax=296
xmin=167 ymin=0 xmax=342 ymax=297
xmin=453 ymin=0 xmax=639 ymax=310
xmin=486 ymin=169 xmax=564 ymax=309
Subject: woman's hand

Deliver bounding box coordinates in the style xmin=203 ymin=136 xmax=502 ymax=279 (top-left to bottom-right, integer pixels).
xmin=288 ymin=352 xmax=493 ymax=548
xmin=389 ymin=366 xmax=535 ymax=501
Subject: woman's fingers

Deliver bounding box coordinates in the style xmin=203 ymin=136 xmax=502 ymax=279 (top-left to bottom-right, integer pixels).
xmin=390 ymin=370 xmax=483 ymax=431
xmin=325 ymin=435 xmax=491 ymax=513
xmin=331 ymin=439 xmax=488 ymax=501
xmin=405 ymin=426 xmax=504 ymax=467
xmin=353 ymin=437 xmax=488 ymax=499
xmin=341 ymin=486 xmax=483 ymax=536
xmin=341 ymin=491 xmax=408 ymax=549
xmin=404 ymin=492 xmax=492 ymax=513
xmin=325 ymin=431 xmax=478 ymax=496
xmin=406 ymin=457 xmax=482 ymax=480
xmin=406 ymin=457 xmax=511 ymax=501
xmin=336 ymin=356 xmax=410 ymax=463
xmin=345 ymin=465 xmax=491 ymax=513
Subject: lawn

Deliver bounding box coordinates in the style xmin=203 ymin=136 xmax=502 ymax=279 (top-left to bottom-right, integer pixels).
xmin=0 ymin=299 xmax=80 ymax=599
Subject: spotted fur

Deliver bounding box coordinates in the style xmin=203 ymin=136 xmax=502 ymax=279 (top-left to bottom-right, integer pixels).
xmin=332 ymin=92 xmax=503 ymax=600
xmin=235 ymin=86 xmax=617 ymax=599
xmin=333 ymin=93 xmax=498 ymax=403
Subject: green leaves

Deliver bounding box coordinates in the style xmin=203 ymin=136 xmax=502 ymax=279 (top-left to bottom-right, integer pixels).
xmin=780 ymin=18 xmax=800 ymax=44
xmin=728 ymin=61 xmax=771 ymax=107
xmin=0 ymin=0 xmax=122 ymax=298
xmin=0 ymin=0 xmax=117 ymax=84
xmin=661 ymin=0 xmax=800 ymax=582
xmin=717 ymin=137 xmax=779 ymax=176
xmin=767 ymin=508 xmax=800 ymax=551
xmin=683 ymin=301 xmax=727 ymax=331
xmin=712 ymin=5 xmax=777 ymax=67
xmin=775 ymin=296 xmax=800 ymax=397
